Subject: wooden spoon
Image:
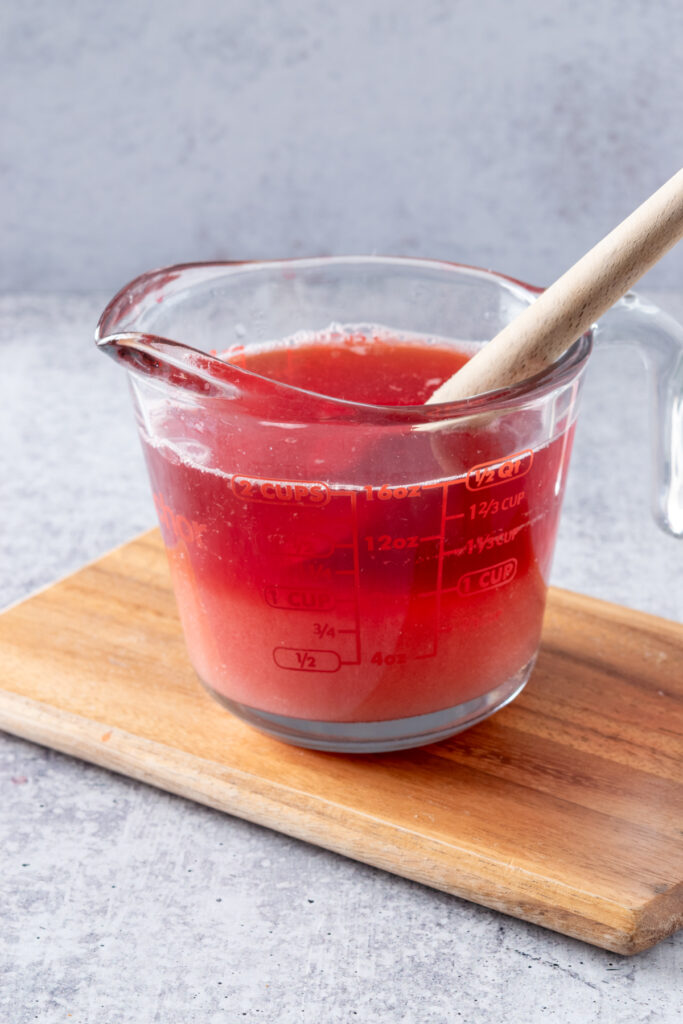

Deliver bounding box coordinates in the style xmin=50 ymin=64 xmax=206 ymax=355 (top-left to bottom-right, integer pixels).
xmin=427 ymin=168 xmax=683 ymax=405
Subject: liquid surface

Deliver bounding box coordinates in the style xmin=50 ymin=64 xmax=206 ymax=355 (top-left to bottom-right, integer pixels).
xmin=142 ymin=328 xmax=575 ymax=725
xmin=232 ymin=327 xmax=470 ymax=405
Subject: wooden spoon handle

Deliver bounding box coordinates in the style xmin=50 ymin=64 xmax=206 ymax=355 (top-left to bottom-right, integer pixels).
xmin=427 ymin=167 xmax=683 ymax=404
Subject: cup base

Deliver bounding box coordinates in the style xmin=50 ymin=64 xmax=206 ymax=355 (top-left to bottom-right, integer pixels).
xmin=200 ymin=657 xmax=535 ymax=753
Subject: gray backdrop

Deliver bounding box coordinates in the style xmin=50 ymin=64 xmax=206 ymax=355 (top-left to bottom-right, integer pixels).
xmin=2 ymin=0 xmax=683 ymax=293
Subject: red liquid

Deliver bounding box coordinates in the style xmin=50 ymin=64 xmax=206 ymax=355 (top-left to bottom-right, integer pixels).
xmin=142 ymin=331 xmax=573 ymax=723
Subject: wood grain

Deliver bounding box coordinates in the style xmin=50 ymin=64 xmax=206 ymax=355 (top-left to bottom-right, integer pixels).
xmin=0 ymin=529 xmax=681 ymax=955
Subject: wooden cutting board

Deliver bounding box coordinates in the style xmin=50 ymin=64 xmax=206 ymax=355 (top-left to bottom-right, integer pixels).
xmin=0 ymin=529 xmax=681 ymax=955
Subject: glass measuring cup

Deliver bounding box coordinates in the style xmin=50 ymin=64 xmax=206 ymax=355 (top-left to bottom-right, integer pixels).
xmin=96 ymin=257 xmax=683 ymax=752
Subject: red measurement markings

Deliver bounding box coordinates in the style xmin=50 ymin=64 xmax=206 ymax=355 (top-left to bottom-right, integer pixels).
xmin=442 ymin=513 xmax=467 ymax=552
xmin=370 ymin=651 xmax=407 ymax=666
xmin=363 ymin=484 xmax=424 ymax=501
xmin=457 ymin=558 xmax=518 ymax=596
xmin=153 ymin=493 xmax=207 ymax=549
xmin=444 ymin=524 xmax=526 ymax=558
xmin=270 ymin=533 xmax=335 ymax=558
xmin=296 ymin=561 xmax=333 ymax=581
xmin=430 ymin=481 xmax=449 ymax=657
xmin=469 ymin=490 xmax=525 ymax=520
xmin=365 ymin=534 xmax=421 ymax=552
xmin=313 ymin=622 xmax=336 ymax=638
xmin=232 ymin=476 xmax=330 ymax=506
xmin=466 ymin=450 xmax=533 ymax=491
xmin=264 ymin=586 xmax=335 ymax=611
xmin=349 ymin=491 xmax=362 ymax=665
xmin=273 ymin=648 xmax=341 ymax=672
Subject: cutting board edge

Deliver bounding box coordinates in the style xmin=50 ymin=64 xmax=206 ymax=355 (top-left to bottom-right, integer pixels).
xmin=0 ymin=528 xmax=159 ymax=618
xmin=1 ymin=687 xmax=678 ymax=957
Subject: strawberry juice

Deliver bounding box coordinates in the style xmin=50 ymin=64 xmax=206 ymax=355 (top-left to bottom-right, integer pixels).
xmin=141 ymin=328 xmax=575 ymax=733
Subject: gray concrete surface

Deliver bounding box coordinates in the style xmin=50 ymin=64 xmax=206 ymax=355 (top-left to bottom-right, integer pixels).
xmin=2 ymin=1 xmax=683 ymax=294
xmin=1 ymin=292 xmax=682 ymax=1022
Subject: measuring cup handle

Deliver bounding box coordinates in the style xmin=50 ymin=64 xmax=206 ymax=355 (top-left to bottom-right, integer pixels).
xmin=594 ymin=293 xmax=683 ymax=538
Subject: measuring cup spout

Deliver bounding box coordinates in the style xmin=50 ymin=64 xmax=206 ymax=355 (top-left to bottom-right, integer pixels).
xmin=595 ymin=294 xmax=683 ymax=538
xmin=96 ymin=332 xmax=243 ymax=397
